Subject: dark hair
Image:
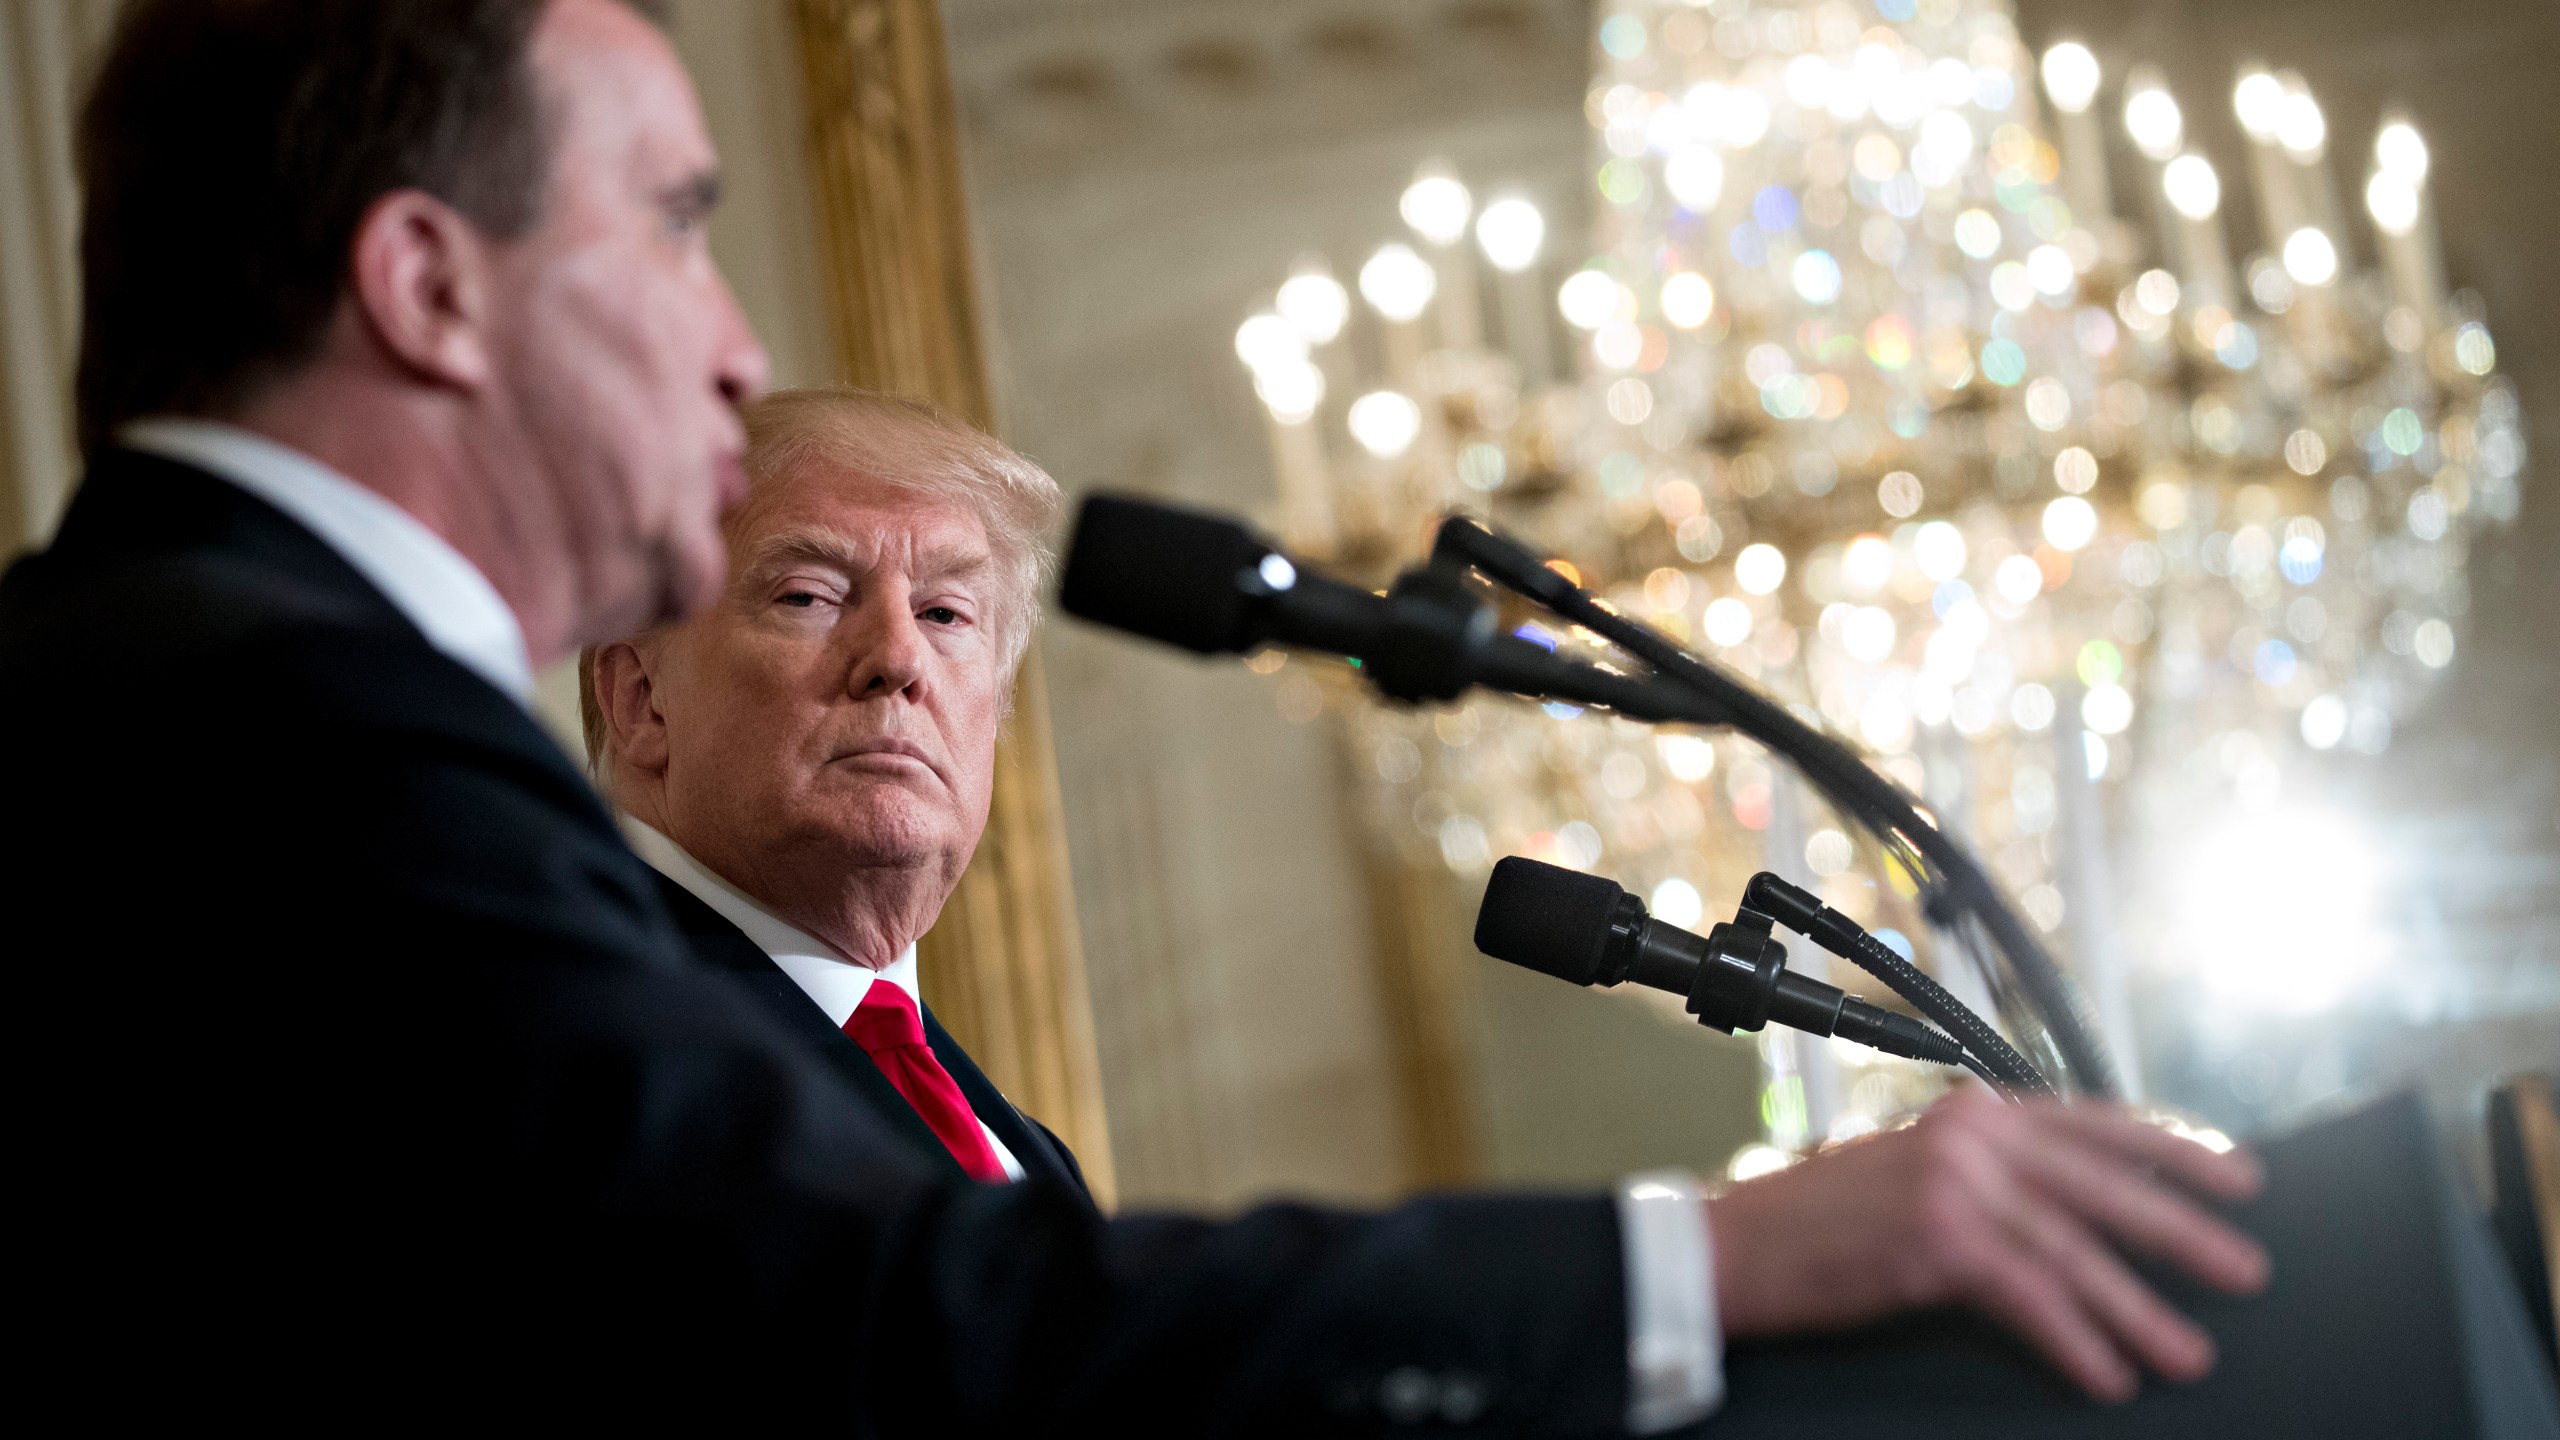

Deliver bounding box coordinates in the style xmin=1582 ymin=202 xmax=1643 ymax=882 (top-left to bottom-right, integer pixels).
xmin=74 ymin=0 xmax=663 ymax=456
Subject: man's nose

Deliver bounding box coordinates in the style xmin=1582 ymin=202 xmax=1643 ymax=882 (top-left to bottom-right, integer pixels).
xmin=846 ymin=599 xmax=930 ymax=700
xmin=710 ymin=270 xmax=770 ymax=407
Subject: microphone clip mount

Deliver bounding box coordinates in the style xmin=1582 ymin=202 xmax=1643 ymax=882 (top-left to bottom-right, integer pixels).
xmin=1570 ymin=874 xmax=1965 ymax=1067
xmin=1362 ymin=563 xmax=1505 ymax=706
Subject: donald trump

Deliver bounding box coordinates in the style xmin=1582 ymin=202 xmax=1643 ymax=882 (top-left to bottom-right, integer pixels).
xmin=587 ymin=388 xmax=1082 ymax=1187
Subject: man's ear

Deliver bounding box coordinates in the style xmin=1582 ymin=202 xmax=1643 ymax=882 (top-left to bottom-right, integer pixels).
xmin=345 ymin=188 xmax=496 ymax=390
xmin=592 ymin=640 xmax=673 ymax=777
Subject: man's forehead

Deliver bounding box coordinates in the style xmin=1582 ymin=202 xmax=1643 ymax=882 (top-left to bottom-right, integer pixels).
xmin=734 ymin=467 xmax=992 ymax=568
xmin=534 ymin=0 xmax=716 ymax=173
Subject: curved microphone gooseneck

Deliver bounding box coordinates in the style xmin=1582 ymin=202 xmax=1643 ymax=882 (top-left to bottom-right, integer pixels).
xmin=1430 ymin=515 xmax=2111 ymax=1099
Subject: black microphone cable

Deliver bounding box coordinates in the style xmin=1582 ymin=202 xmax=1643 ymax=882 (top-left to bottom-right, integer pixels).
xmin=1956 ymin=1050 xmax=2008 ymax=1094
xmin=1738 ymin=871 xmax=2052 ymax=1097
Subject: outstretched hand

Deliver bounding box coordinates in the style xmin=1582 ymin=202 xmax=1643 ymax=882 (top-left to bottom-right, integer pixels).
xmin=1705 ymin=1088 xmax=2270 ymax=1402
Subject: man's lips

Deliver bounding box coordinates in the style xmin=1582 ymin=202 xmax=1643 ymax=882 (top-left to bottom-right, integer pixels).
xmin=829 ymin=738 xmax=938 ymax=774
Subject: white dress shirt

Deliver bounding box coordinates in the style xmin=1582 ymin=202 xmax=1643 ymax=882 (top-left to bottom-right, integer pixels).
xmin=117 ymin=418 xmax=535 ymax=704
xmin=1618 ymin=1171 xmax=1724 ymax=1431
xmin=622 ymin=819 xmax=1025 ymax=1182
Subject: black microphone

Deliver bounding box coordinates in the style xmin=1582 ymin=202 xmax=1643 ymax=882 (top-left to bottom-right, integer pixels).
xmin=1473 ymin=856 xmax=1966 ymax=1067
xmin=1057 ymin=493 xmax=1689 ymax=718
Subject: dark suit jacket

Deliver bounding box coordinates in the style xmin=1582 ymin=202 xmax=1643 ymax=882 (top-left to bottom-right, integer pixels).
xmin=652 ymin=873 xmax=1093 ymax=1202
xmin=2 ymin=450 xmax=1630 ymax=1435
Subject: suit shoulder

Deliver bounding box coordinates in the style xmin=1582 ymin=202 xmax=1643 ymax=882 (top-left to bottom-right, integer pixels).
xmin=4 ymin=533 xmax=609 ymax=904
xmin=1029 ymin=1116 xmax=1091 ymax=1192
xmin=1 ymin=538 xmax=401 ymax=696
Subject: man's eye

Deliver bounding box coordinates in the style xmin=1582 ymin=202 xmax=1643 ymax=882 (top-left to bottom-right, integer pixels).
xmin=777 ymin=591 xmax=821 ymax=608
xmin=922 ymin=606 xmax=964 ymax=625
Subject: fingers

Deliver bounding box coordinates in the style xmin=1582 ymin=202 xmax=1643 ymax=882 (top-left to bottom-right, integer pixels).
xmin=1910 ymin=1092 xmax=2265 ymax=1399
xmin=1956 ymin=1230 xmax=2140 ymax=1401
xmin=2004 ymin=1191 xmax=2218 ymax=1389
xmin=1908 ymin=1115 xmax=2155 ymax=1400
xmin=1718 ymin=1094 xmax=2265 ymax=1403
xmin=2036 ymin=1102 xmax=2265 ymax=1201
xmin=2010 ymin=1133 xmax=2270 ymax=1294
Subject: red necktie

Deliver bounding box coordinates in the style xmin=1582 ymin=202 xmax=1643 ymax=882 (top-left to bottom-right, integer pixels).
xmin=842 ymin=983 xmax=1009 ymax=1182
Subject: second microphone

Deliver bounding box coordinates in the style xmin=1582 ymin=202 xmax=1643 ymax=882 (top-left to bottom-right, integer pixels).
xmin=1475 ymin=856 xmax=1967 ymax=1068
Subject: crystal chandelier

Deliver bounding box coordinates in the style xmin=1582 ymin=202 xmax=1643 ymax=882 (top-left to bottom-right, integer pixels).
xmin=1231 ymin=0 xmax=2523 ymax=1170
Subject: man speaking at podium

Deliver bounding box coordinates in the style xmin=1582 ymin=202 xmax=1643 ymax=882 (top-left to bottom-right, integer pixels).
xmin=1 ymin=0 xmax=2267 ymax=1429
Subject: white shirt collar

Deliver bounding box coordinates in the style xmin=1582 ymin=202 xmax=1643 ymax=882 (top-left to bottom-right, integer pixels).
xmin=620 ymin=816 xmax=919 ymax=1027
xmin=117 ymin=417 xmax=535 ymax=704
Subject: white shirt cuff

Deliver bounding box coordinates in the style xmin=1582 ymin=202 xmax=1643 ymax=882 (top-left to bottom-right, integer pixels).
xmin=1618 ymin=1168 xmax=1724 ymax=1434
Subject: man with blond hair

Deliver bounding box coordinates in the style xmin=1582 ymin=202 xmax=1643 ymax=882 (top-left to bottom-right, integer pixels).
xmin=586 ymin=388 xmax=1090 ymax=1193
xmin=583 ymin=387 xmax=2272 ymax=1433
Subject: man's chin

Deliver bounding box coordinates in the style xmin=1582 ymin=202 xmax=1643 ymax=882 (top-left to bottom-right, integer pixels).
xmin=804 ymin=791 xmax=965 ymax=868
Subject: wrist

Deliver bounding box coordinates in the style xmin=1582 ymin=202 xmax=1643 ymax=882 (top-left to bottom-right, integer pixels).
xmin=1703 ymin=1179 xmax=1806 ymax=1340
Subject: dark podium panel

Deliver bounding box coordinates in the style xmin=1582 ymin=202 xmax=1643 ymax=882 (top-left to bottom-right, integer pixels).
xmin=1709 ymin=1093 xmax=2560 ymax=1439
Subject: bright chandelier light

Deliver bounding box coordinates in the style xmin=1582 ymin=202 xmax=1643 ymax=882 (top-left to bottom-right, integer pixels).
xmin=1229 ymin=2 xmax=2525 ymax=1159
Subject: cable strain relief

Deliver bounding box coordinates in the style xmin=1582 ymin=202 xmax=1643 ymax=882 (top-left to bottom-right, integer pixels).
xmin=1864 ymin=1008 xmax=1967 ymax=1067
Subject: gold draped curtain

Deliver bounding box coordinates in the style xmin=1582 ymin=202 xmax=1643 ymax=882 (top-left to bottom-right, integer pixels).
xmin=789 ymin=0 xmax=1115 ymax=1205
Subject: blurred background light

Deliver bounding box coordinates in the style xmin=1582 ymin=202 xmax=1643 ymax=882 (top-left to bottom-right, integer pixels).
xmin=1275 ymin=266 xmax=1349 ymax=343
xmin=1346 ymin=390 xmax=1420 ymax=457
xmin=2125 ymin=84 xmax=2184 ymax=158
xmin=1358 ymin=243 xmax=1436 ymax=321
xmin=2039 ymin=41 xmax=2100 ymax=115
xmin=1474 ymin=196 xmax=1545 ymax=272
xmin=2163 ymin=153 xmax=2221 ymax=218
xmin=1557 ymin=269 xmax=1622 ymax=330
xmin=2179 ymin=809 xmax=2384 ymax=1013
xmin=1233 ymin=312 xmax=1305 ymax=374
xmin=2233 ymin=68 xmax=2285 ymax=141
xmin=1398 ymin=170 xmax=1473 ymax=247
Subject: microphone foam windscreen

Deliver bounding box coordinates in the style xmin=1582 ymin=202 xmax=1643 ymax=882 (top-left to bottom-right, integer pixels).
xmin=1058 ymin=493 xmax=1265 ymax=655
xmin=1474 ymin=856 xmax=1624 ymax=987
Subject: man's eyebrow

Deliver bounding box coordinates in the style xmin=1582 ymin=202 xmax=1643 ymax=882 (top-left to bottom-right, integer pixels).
xmin=741 ymin=527 xmax=994 ymax=584
xmin=660 ymin=168 xmax=722 ymax=221
xmin=744 ymin=529 xmax=867 ymax=580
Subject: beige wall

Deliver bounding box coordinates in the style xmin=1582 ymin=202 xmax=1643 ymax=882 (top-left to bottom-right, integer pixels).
xmin=0 ymin=0 xmax=118 ymax=557
xmin=667 ymin=0 xmax=837 ymax=395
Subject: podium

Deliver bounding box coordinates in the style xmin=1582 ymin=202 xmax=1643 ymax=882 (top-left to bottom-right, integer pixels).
xmin=1710 ymin=1093 xmax=2560 ymax=1438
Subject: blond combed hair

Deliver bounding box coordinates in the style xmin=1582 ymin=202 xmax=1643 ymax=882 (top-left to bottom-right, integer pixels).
xmin=579 ymin=387 xmax=1062 ymax=766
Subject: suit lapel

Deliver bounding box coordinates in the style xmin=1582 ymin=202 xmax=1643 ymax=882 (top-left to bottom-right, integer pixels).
xmin=649 ymin=876 xmax=969 ymax=1183
xmin=922 ymin=1007 xmax=1094 ymax=1206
